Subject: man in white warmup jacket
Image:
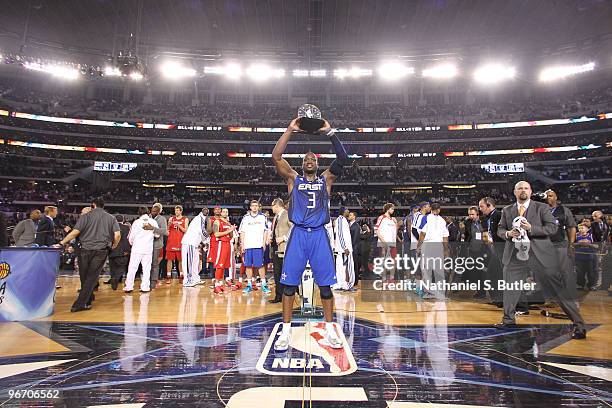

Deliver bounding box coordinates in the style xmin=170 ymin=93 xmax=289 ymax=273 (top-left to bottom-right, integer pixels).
xmin=181 ymin=207 xmax=210 ymax=287
xmin=125 ymin=206 xmax=158 ymax=293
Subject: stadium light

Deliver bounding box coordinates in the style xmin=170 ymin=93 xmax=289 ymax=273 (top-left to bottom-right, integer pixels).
xmin=422 ymin=63 xmax=457 ymax=79
xmin=333 ymin=67 xmax=373 ymax=79
xmin=24 ymin=62 xmax=79 ymax=80
xmin=292 ymin=69 xmax=310 ymax=77
xmin=203 ymin=66 xmax=224 ymax=75
xmin=292 ymin=69 xmax=327 ymax=78
xmin=539 ymin=62 xmax=595 ymax=82
xmin=246 ymin=64 xmax=285 ymax=81
xmin=310 ymin=69 xmax=326 ymax=77
xmin=104 ymin=66 xmax=121 ymax=77
xmin=129 ymin=71 xmax=143 ymax=81
xmin=378 ymin=62 xmax=414 ymax=80
xmin=160 ymin=61 xmax=196 ymax=80
xmin=224 ymin=63 xmax=242 ymax=80
xmin=473 ymin=64 xmax=516 ymax=84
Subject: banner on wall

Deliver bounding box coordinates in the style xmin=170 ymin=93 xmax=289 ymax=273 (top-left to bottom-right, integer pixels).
xmin=0 ymin=248 xmax=60 ymax=322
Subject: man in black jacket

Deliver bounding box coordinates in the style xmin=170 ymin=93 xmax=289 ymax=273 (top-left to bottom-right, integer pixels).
xmin=36 ymin=206 xmax=58 ymax=246
xmin=479 ymin=197 xmax=505 ymax=305
xmin=108 ymin=214 xmax=131 ymax=290
xmin=464 ymin=206 xmax=487 ymax=298
xmin=348 ymin=212 xmax=361 ymax=286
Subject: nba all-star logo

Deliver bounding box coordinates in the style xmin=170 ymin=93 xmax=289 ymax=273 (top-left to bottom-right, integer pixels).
xmin=256 ymin=321 xmax=357 ymax=376
xmin=0 ymin=261 xmax=9 ymax=305
xmin=0 ymin=261 xmax=10 ymax=280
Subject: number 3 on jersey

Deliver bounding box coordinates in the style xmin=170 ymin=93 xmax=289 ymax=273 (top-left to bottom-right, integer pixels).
xmin=307 ymin=192 xmax=316 ymax=209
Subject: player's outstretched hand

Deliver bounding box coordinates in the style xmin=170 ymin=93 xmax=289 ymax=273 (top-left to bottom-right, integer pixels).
xmin=318 ymin=119 xmax=332 ymax=135
xmin=288 ymin=118 xmax=302 ymax=133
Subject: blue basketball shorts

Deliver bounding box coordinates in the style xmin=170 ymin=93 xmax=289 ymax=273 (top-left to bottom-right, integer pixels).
xmin=281 ymin=226 xmax=337 ymax=287
xmin=243 ymin=247 xmax=264 ymax=268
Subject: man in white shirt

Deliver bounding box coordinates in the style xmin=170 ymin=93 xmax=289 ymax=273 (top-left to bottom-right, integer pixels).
xmin=333 ymin=207 xmax=354 ymax=291
xmin=417 ymin=203 xmax=449 ymax=299
xmin=239 ymin=200 xmax=270 ymax=293
xmin=181 ymin=207 xmax=210 ymax=287
xmin=125 ymin=206 xmax=159 ymax=293
xmin=375 ymin=203 xmax=398 ymax=280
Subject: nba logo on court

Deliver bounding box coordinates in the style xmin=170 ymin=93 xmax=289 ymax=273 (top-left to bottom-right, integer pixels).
xmin=256 ymin=321 xmax=357 ymax=376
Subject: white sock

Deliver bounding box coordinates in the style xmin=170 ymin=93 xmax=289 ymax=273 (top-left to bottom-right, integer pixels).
xmin=325 ymin=322 xmax=335 ymax=332
xmin=281 ymin=322 xmax=291 ymax=335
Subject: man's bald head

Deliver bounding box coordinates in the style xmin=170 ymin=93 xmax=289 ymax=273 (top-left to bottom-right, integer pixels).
xmin=513 ymin=181 xmax=532 ymax=202
xmin=592 ymin=210 xmax=604 ymax=221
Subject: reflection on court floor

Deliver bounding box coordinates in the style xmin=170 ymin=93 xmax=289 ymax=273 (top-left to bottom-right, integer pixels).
xmin=0 ymin=289 xmax=610 ymax=407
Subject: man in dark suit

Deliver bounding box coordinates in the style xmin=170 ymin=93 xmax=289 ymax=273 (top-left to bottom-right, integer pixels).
xmin=348 ymin=212 xmax=361 ymax=287
xmin=591 ymin=210 xmax=609 ymax=290
xmin=479 ymin=197 xmax=505 ymax=306
xmin=496 ymin=181 xmax=586 ymax=339
xmin=592 ymin=211 xmax=609 ymax=243
xmin=108 ymin=214 xmax=131 ymax=290
xmin=36 ymin=206 xmax=58 ymax=246
xmin=464 ymin=206 xmax=487 ymax=298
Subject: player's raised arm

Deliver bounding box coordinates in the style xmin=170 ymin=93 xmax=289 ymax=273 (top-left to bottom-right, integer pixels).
xmin=321 ymin=121 xmax=349 ymax=188
xmin=272 ymin=119 xmax=300 ymax=183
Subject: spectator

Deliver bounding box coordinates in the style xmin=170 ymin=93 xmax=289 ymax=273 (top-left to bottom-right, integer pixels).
xmin=36 ymin=205 xmax=58 ymax=246
xmin=12 ymin=209 xmax=41 ymax=246
xmin=60 ymin=245 xmax=77 ymax=271
xmin=575 ymin=224 xmax=597 ymax=290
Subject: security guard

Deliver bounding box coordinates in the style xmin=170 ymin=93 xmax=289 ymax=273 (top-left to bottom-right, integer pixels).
xmin=545 ymin=189 xmax=577 ymax=299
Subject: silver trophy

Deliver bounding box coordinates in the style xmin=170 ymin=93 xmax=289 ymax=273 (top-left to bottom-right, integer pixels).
xmin=297 ymin=104 xmax=325 ymax=133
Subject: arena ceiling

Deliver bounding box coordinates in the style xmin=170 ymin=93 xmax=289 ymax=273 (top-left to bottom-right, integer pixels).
xmin=0 ymin=0 xmax=611 ymax=62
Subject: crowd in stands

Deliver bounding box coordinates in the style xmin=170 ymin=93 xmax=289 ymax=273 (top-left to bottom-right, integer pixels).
xmin=2 ymin=150 xmax=611 ymax=186
xmin=1 ymin=177 xmax=609 ymax=219
xmin=1 ymin=74 xmax=611 ymax=127
xmin=537 ymin=159 xmax=612 ymax=181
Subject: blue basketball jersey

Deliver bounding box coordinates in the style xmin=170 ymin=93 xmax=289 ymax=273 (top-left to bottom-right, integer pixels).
xmin=288 ymin=175 xmax=330 ymax=229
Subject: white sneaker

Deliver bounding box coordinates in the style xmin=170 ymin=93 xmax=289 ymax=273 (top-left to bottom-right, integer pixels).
xmin=183 ymin=281 xmax=197 ymax=287
xmin=274 ymin=330 xmax=291 ymax=351
xmin=324 ymin=325 xmax=343 ymax=349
